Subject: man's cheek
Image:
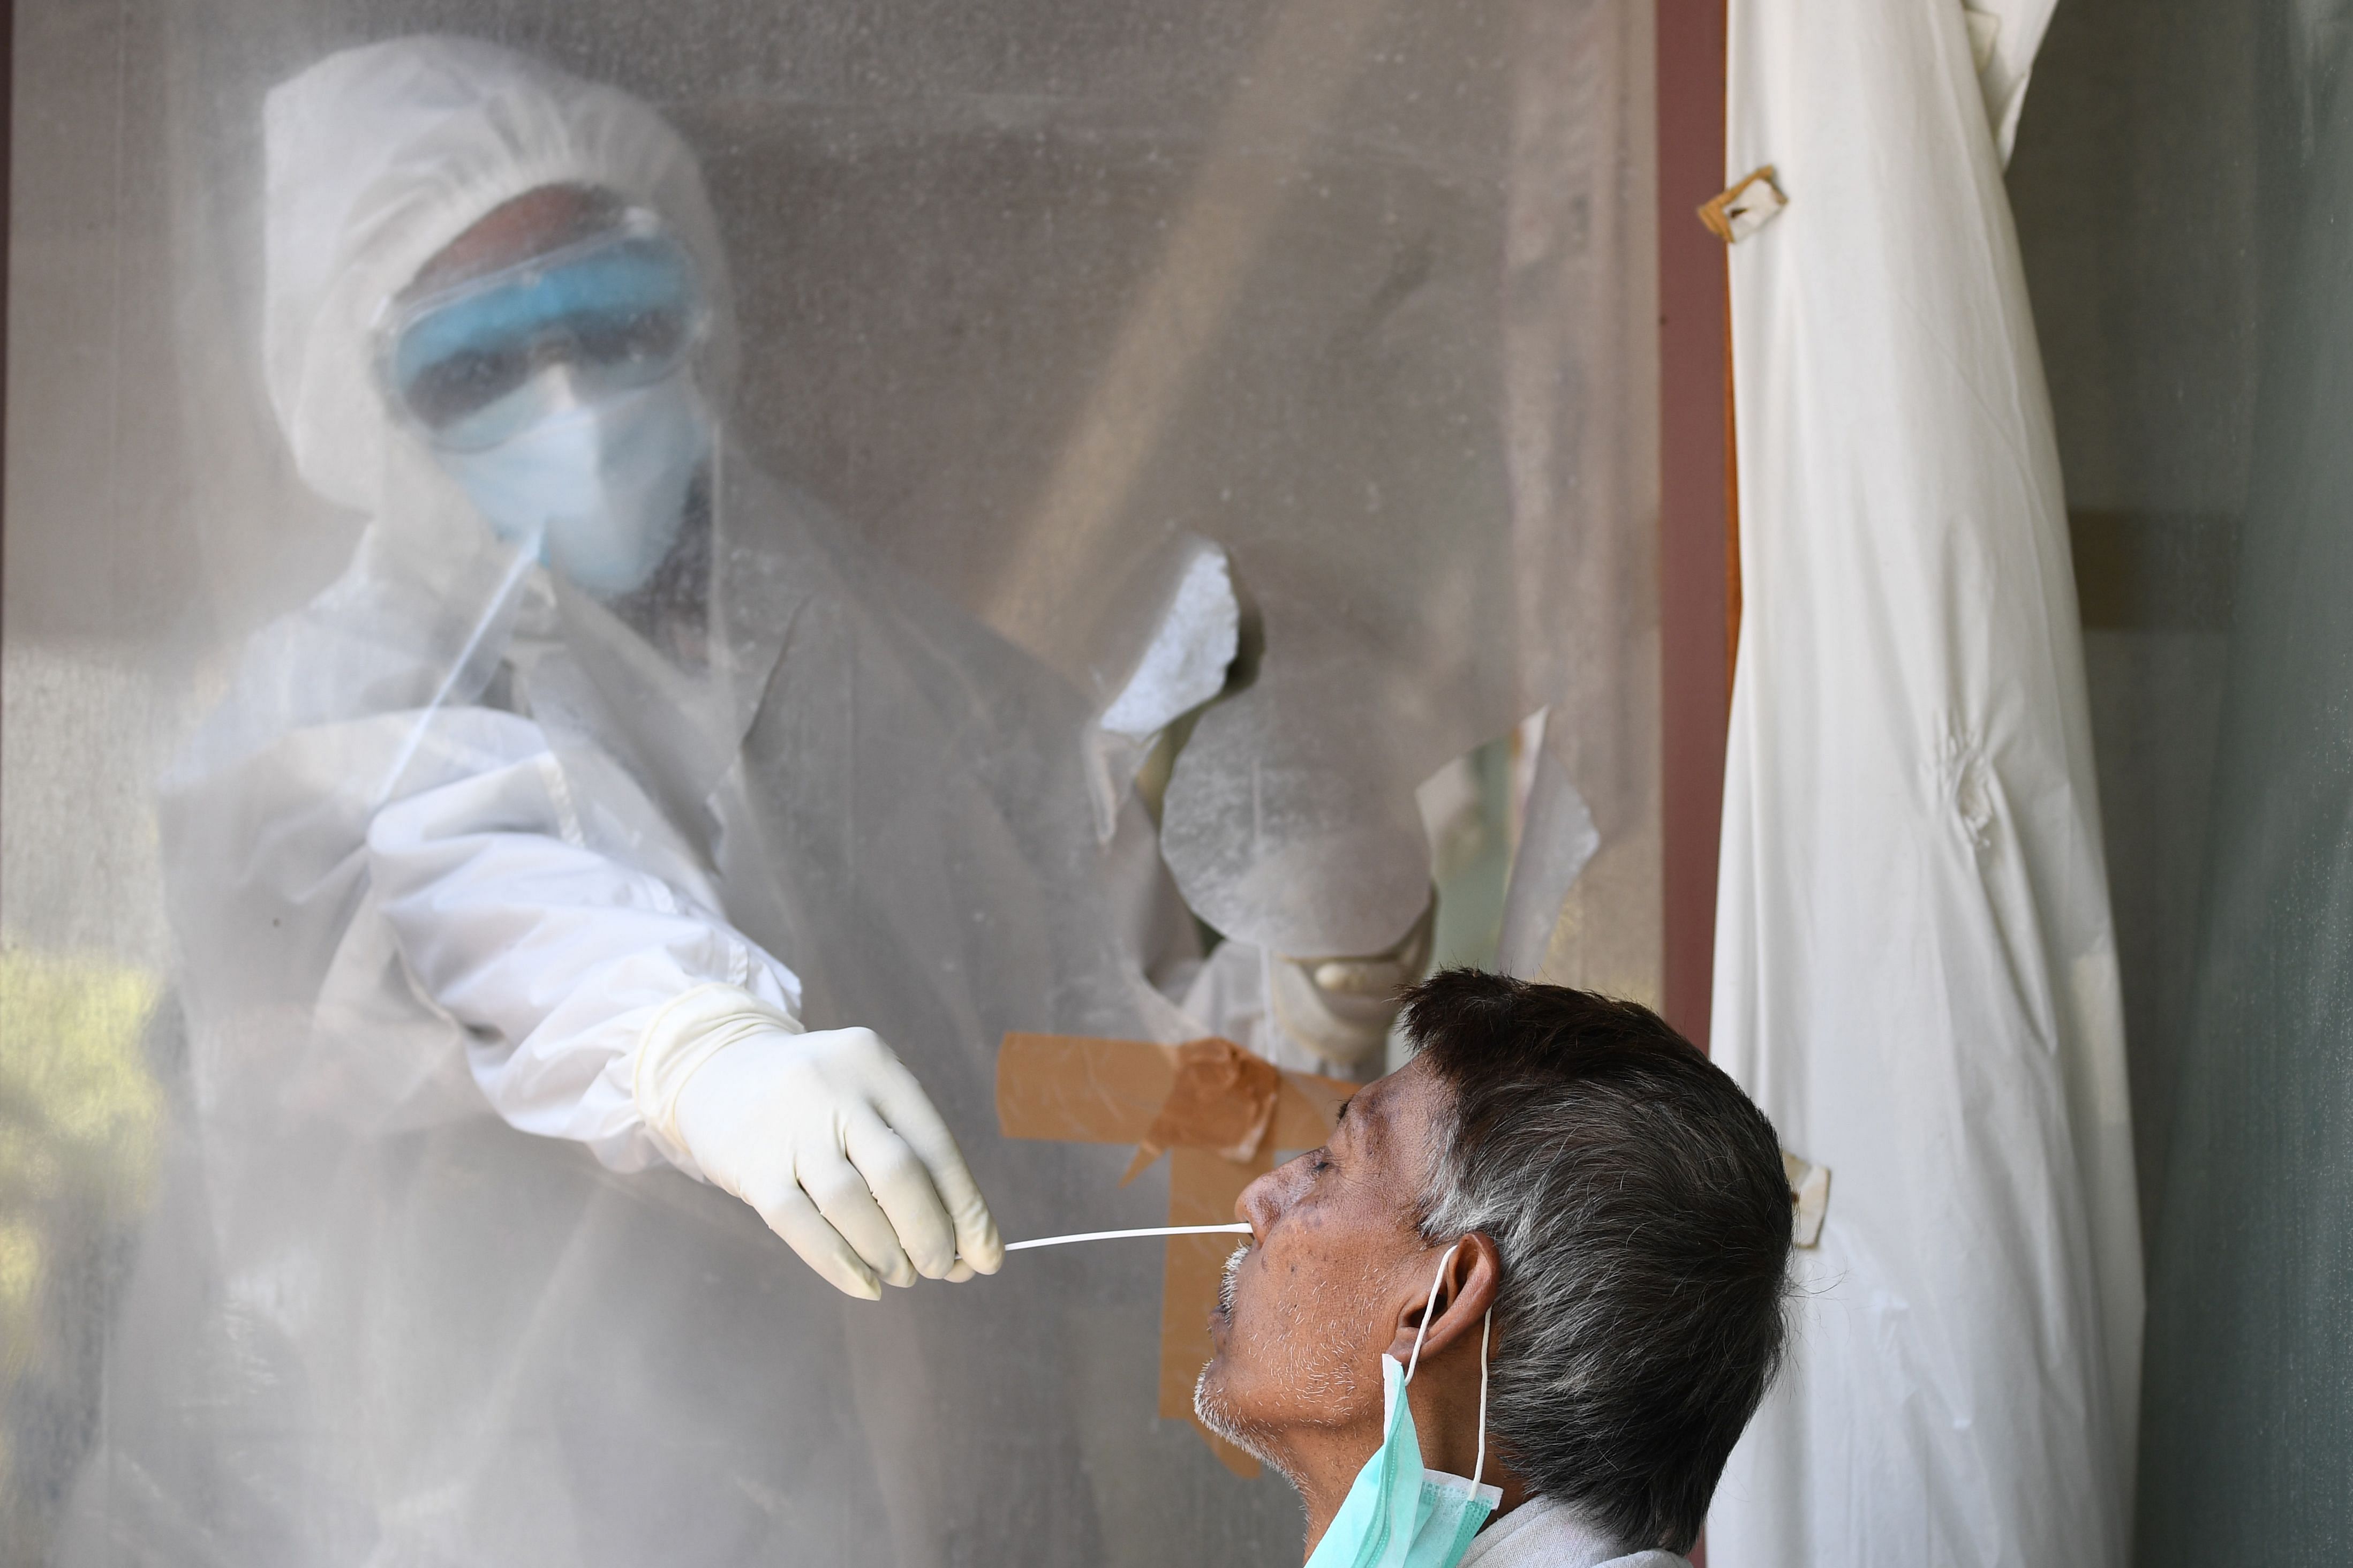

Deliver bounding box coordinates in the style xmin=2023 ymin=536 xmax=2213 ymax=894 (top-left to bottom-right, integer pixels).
xmin=1253 ymin=1255 xmax=1330 ymax=1370
xmin=1233 ymin=1252 xmax=1270 ymax=1337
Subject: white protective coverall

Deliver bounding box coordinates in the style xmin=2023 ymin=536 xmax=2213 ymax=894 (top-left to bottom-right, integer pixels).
xmin=62 ymin=35 xmax=1270 ymax=1568
xmin=1705 ymin=1 xmax=2139 ymax=1564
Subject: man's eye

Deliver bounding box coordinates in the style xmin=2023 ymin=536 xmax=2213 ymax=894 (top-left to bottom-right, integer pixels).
xmin=1308 ymin=1150 xmax=1333 ymax=1174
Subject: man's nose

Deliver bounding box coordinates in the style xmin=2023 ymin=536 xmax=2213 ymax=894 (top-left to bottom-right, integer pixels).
xmin=1235 ymin=1156 xmax=1303 ymax=1237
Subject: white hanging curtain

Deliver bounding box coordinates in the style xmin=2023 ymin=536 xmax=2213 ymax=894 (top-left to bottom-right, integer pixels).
xmin=1705 ymin=2 xmax=2141 ymax=1564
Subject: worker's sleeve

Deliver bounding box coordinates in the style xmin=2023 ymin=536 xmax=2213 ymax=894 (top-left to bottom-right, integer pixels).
xmin=366 ymin=728 xmax=801 ymax=1178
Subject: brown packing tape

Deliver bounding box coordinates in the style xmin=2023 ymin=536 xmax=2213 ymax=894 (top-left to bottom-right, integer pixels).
xmin=1782 ymin=1149 xmax=1831 ymax=1248
xmin=997 ymin=1032 xmax=1174 ymax=1143
xmin=997 ymin=1031 xmax=1356 ymax=1476
xmin=1698 ymin=164 xmax=1788 ymax=243
xmin=997 ymin=1031 xmax=1347 ymax=1163
xmin=1120 ymin=1037 xmax=1282 ymax=1184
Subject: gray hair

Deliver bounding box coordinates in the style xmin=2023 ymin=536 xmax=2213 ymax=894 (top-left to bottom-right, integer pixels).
xmin=1407 ymin=970 xmax=1792 ymax=1556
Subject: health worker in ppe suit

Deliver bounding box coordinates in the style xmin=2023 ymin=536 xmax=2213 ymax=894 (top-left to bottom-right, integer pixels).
xmin=76 ymin=34 xmax=1230 ymax=1568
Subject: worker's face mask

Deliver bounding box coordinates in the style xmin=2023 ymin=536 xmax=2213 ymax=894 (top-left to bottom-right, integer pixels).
xmin=1305 ymin=1242 xmax=1499 ymax=1568
xmin=434 ymin=373 xmax=707 ymax=597
xmin=381 ymin=209 xmax=713 ymax=597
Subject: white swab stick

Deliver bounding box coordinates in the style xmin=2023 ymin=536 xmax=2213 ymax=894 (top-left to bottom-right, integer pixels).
xmin=1004 ymin=1223 xmax=1253 ymax=1252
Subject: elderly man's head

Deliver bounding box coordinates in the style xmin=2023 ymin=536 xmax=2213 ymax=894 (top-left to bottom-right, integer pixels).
xmin=1195 ymin=970 xmax=1791 ymax=1558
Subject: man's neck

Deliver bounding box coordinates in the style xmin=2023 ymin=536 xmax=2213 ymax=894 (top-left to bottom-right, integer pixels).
xmin=1403 ymin=1359 xmax=1533 ymax=1517
xmin=1254 ymin=1416 xmax=1385 ymax=1551
xmin=1275 ymin=1374 xmax=1534 ymax=1559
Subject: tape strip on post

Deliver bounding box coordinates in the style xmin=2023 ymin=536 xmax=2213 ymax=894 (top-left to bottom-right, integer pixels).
xmin=1783 ymin=1149 xmax=1831 ymax=1248
xmin=1700 ymin=165 xmax=1789 ymax=243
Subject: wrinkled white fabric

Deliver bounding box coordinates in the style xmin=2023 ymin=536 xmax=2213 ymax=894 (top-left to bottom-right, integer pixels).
xmin=1456 ymin=1498 xmax=1685 ymax=1568
xmin=1707 ymin=3 xmax=2140 ymax=1566
xmin=1958 ymin=0 xmax=2057 ymax=164
xmin=380 ymin=760 xmax=795 ymax=1153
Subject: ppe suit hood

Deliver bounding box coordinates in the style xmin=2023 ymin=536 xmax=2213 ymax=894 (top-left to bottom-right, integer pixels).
xmin=262 ymin=36 xmax=738 ymax=512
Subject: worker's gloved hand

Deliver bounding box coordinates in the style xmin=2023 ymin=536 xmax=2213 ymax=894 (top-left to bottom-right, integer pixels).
xmin=635 ymin=984 xmax=1002 ymax=1298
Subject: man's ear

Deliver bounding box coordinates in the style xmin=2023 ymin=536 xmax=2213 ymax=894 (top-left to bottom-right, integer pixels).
xmin=1385 ymin=1233 xmax=1502 ymax=1365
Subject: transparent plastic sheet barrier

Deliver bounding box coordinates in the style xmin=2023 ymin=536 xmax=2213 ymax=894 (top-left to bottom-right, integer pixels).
xmin=1 ymin=3 xmax=1657 ymax=1564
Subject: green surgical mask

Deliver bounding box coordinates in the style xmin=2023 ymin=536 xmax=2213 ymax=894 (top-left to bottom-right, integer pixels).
xmin=1304 ymin=1242 xmax=1500 ymax=1568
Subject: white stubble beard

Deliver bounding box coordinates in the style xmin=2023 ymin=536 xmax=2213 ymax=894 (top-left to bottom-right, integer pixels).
xmin=1193 ymin=1242 xmax=1296 ymax=1476
xmin=1193 ymin=1240 xmax=1386 ymax=1486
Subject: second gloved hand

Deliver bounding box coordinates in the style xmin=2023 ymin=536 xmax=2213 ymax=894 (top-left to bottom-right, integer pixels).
xmin=636 ymin=983 xmax=1003 ymax=1298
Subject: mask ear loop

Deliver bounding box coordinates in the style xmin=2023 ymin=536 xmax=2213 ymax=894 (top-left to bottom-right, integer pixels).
xmin=1472 ymin=1306 xmax=1491 ymax=1489
xmin=1402 ymin=1240 xmax=1464 ymax=1384
xmin=1402 ymin=1241 xmax=1496 ymax=1490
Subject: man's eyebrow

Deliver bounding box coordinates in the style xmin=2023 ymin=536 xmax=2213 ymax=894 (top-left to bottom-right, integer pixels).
xmin=1335 ymin=1094 xmax=1355 ymax=1124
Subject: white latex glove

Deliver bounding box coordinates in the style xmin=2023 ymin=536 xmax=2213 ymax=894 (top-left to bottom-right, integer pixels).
xmin=635 ymin=984 xmax=1002 ymax=1298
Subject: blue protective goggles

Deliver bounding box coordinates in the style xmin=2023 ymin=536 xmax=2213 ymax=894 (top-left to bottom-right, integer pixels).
xmin=381 ymin=209 xmax=707 ymax=453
